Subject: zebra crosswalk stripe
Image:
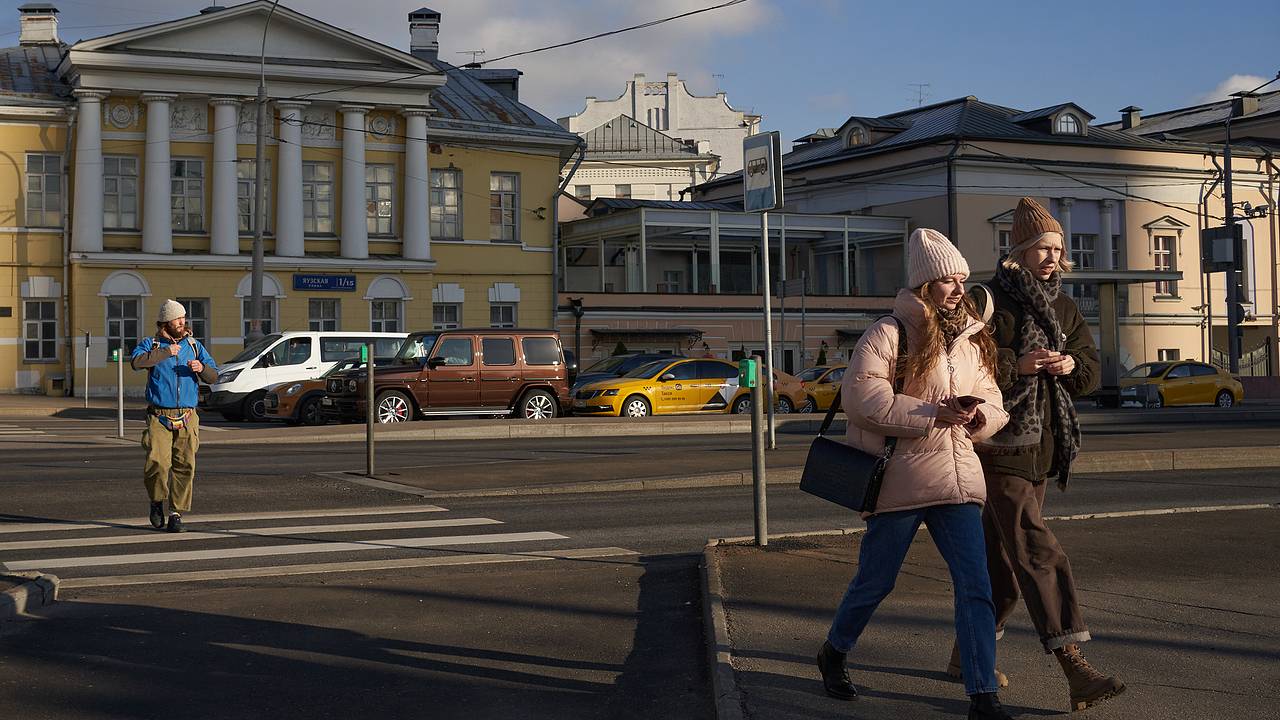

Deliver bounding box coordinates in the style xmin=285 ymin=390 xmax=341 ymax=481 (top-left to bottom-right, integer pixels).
xmin=0 ymin=505 xmax=446 ymax=535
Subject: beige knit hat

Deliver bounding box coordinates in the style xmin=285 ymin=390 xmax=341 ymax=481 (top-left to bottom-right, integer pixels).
xmin=907 ymin=227 xmax=969 ymax=287
xmin=156 ymin=299 xmax=186 ymax=323
xmin=1011 ymin=197 xmax=1063 ymax=247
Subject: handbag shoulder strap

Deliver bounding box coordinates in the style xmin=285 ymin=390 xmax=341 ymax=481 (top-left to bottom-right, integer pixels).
xmin=820 ymin=316 xmax=907 ymax=437
xmin=971 ymin=283 xmax=995 ymax=324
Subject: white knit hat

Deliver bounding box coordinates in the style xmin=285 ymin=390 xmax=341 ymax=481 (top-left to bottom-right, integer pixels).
xmin=907 ymin=227 xmax=970 ymax=287
xmin=156 ymin=299 xmax=186 ymax=323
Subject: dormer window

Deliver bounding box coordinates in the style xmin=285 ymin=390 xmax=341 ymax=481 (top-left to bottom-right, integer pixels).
xmin=846 ymin=126 xmax=866 ymax=147
xmin=1056 ymin=113 xmax=1082 ymax=135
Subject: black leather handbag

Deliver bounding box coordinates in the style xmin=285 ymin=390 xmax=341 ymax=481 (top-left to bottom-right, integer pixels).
xmin=799 ymin=317 xmax=906 ymax=513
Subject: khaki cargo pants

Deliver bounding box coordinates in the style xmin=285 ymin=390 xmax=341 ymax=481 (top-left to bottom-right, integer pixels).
xmin=142 ymin=409 xmax=200 ymax=514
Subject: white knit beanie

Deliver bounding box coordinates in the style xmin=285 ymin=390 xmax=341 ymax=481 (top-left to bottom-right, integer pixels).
xmin=907 ymin=227 xmax=970 ymax=287
xmin=157 ymin=299 xmax=186 ymax=323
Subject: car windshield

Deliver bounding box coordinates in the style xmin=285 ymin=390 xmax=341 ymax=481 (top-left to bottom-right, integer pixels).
xmin=1125 ymin=363 xmax=1171 ymax=379
xmin=323 ymin=359 xmax=362 ymax=377
xmin=395 ymin=334 xmax=439 ymax=363
xmin=583 ymin=356 xmax=629 ymax=375
xmin=622 ymin=360 xmax=673 ymax=379
xmin=227 ymin=334 xmax=282 ymax=364
xmin=795 ymin=367 xmax=827 ymax=382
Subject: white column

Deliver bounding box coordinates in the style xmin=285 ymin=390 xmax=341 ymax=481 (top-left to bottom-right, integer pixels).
xmin=340 ymin=104 xmax=371 ymax=259
xmin=1099 ymin=199 xmax=1115 ymax=270
xmin=401 ymin=108 xmax=432 ymax=260
xmin=275 ymin=101 xmax=307 ymax=257
xmin=141 ymin=93 xmax=177 ymax=255
xmin=210 ymin=97 xmax=241 ymax=256
xmin=1059 ymin=197 xmax=1074 ymax=251
xmin=71 ymin=89 xmax=108 ymax=253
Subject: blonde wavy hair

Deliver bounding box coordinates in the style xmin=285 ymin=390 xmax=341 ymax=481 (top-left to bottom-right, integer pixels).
xmin=899 ymin=283 xmax=998 ymax=383
xmin=1001 ymin=231 xmax=1074 ymax=273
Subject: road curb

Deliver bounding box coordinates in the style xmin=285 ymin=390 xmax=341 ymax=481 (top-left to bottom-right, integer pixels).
xmin=0 ymin=573 xmax=59 ymax=621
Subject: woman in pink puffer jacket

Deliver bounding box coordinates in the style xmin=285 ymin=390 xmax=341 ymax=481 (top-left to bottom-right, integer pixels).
xmin=816 ymin=228 xmax=1016 ymax=720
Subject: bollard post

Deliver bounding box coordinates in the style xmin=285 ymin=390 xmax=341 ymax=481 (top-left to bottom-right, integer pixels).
xmin=114 ymin=348 xmax=124 ymax=438
xmin=365 ymin=342 xmax=375 ymax=477
xmin=83 ymin=332 xmax=90 ymax=408
xmin=748 ymin=354 xmax=768 ymax=547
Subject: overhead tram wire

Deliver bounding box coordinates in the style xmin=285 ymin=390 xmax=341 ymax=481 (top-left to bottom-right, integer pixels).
xmin=280 ymin=0 xmax=750 ymax=102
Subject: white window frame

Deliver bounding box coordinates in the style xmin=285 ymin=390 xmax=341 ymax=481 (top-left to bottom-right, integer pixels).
xmin=489 ymin=302 xmax=517 ymax=328
xmin=1070 ymin=233 xmax=1096 ymax=270
xmin=23 ymin=299 xmax=57 ymax=362
xmin=1056 ymin=113 xmax=1082 ymax=135
xmin=25 ymin=153 xmax=61 ymax=228
xmin=997 ymin=229 xmax=1011 ymax=257
xmin=489 ymin=172 xmax=519 ymax=243
xmin=366 ymin=164 xmax=396 ymax=236
xmin=614 ymin=184 xmax=632 ymax=199
xmin=302 ymin=161 xmax=335 ymax=234
xmin=241 ymin=297 xmax=278 ymax=337
xmin=176 ymin=297 xmax=210 ymax=348
xmin=105 ymin=296 xmax=142 ymax=356
xmin=171 ymin=158 xmax=205 ymax=232
xmin=429 ymin=168 xmax=462 ymax=240
xmin=1153 ymin=235 xmax=1178 ymax=297
xmin=370 ymin=299 xmax=402 ymax=333
xmin=574 ymin=184 xmax=590 ymax=200
xmin=308 ymin=298 xmax=340 ymax=331
xmin=103 ymin=155 xmax=139 ymax=230
xmin=433 ymin=303 xmax=461 ymax=330
xmin=237 ymin=158 xmax=272 ymax=235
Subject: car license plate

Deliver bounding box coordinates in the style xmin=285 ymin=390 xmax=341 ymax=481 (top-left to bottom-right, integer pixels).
xmin=322 ymin=397 xmax=333 ymax=406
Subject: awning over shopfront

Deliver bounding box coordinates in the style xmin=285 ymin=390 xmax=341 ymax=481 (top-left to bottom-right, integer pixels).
xmin=589 ymin=327 xmax=704 ymax=350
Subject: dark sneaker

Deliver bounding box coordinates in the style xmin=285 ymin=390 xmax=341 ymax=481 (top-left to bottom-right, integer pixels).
xmin=167 ymin=512 xmax=184 ymax=533
xmin=149 ymin=501 xmax=165 ymax=530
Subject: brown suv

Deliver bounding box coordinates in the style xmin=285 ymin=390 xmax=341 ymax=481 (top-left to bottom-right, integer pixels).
xmin=321 ymin=329 xmax=570 ymax=423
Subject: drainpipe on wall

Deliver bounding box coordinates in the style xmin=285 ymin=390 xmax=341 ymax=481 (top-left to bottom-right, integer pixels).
xmin=1264 ymin=152 xmax=1279 ymax=375
xmin=550 ymin=139 xmax=587 ymax=325
xmin=61 ymin=109 xmax=76 ymax=396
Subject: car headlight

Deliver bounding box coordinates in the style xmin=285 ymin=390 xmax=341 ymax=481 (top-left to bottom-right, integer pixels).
xmin=603 ymin=389 xmax=619 ymax=396
xmin=284 ymin=383 xmax=303 ymax=396
xmin=216 ymin=369 xmax=240 ymax=384
xmin=347 ymin=379 xmax=358 ymax=392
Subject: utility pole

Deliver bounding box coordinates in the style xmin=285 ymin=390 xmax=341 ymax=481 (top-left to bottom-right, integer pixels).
xmin=248 ymin=0 xmax=282 ymax=344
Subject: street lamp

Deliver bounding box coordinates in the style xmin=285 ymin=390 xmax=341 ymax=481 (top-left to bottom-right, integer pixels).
xmin=247 ymin=0 xmax=282 ymax=343
xmin=568 ymin=297 xmax=585 ymax=374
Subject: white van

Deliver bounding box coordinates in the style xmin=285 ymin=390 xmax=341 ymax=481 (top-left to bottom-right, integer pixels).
xmin=204 ymin=331 xmax=407 ymax=421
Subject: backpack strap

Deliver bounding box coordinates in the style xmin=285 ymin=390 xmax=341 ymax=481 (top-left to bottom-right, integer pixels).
xmin=971 ymin=283 xmax=995 ymax=324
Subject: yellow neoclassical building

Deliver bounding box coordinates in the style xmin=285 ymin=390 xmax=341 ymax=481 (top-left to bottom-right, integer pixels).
xmin=0 ymin=2 xmax=579 ymax=396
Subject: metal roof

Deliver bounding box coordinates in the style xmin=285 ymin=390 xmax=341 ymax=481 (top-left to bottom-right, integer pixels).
xmin=586 ymin=198 xmax=742 ymax=214
xmin=580 ymin=114 xmax=713 ymax=161
xmin=427 ymin=59 xmax=577 ymax=146
xmin=1007 ymin=102 xmax=1095 ymax=124
xmin=0 ymin=44 xmax=68 ymax=105
xmin=1096 ymin=90 xmax=1280 ymax=136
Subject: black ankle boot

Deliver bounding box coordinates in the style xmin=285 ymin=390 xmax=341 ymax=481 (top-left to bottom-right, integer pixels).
xmin=969 ymin=692 xmax=1016 ymax=719
xmin=149 ymin=501 xmax=165 ymax=530
xmin=816 ymin=640 xmax=858 ymax=700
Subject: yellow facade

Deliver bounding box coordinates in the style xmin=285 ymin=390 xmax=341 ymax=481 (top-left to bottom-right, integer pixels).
xmin=1 ymin=102 xmax=566 ymax=395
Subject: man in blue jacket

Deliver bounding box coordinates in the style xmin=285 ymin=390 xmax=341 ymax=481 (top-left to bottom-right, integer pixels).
xmin=131 ymin=299 xmax=219 ymax=532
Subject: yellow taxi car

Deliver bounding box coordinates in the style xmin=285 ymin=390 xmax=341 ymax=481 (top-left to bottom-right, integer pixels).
xmin=796 ymin=364 xmax=847 ymax=413
xmin=572 ymin=357 xmax=747 ymax=417
xmin=1119 ymin=361 xmax=1244 ymax=408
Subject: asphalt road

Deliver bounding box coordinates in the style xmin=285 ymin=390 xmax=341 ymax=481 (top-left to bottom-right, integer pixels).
xmin=3 ymin=430 xmax=1280 ymax=719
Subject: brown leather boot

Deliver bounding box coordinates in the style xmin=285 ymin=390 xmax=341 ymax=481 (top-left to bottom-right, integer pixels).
xmin=947 ymin=641 xmax=1008 ymax=688
xmin=1053 ymin=643 xmax=1125 ymax=711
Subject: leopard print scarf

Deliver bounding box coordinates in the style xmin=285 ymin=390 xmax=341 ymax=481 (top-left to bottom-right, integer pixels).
xmin=982 ymin=264 xmax=1081 ymax=488
xmin=937 ymin=305 xmax=969 ymax=347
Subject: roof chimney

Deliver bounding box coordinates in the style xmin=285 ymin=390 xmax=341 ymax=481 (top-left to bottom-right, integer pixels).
xmin=1119 ymin=105 xmax=1142 ymax=130
xmin=1231 ymin=91 xmax=1259 ymax=118
xmin=18 ymin=3 xmax=59 ymax=46
xmin=409 ymin=7 xmax=441 ymax=62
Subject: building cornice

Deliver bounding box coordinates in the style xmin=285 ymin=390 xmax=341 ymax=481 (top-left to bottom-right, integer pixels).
xmin=71 ymin=252 xmax=438 ymax=272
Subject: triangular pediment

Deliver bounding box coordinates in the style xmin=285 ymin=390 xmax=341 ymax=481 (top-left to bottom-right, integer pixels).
xmin=1142 ymin=214 xmax=1190 ymax=230
xmin=988 ymin=209 xmax=1016 ymax=224
xmin=75 ymin=1 xmax=431 ymax=72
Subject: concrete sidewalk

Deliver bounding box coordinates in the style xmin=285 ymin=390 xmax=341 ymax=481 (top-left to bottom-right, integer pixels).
xmin=702 ymin=506 xmax=1280 ymax=720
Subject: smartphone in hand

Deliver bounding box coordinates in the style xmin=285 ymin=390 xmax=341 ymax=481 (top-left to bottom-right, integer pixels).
xmin=952 ymin=395 xmax=985 ymax=411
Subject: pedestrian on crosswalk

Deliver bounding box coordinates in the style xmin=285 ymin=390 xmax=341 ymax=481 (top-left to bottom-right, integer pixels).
xmin=130 ymin=299 xmax=219 ymax=533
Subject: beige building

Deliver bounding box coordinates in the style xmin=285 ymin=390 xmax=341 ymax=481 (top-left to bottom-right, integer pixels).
xmin=0 ymin=2 xmax=579 ymax=396
xmin=693 ymin=96 xmax=1280 ymax=385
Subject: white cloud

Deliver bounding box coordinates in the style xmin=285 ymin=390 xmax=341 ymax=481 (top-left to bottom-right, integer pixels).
xmin=1194 ymin=74 xmax=1269 ymax=104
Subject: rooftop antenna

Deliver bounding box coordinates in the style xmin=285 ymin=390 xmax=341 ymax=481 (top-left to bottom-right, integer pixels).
xmin=712 ymin=73 xmax=725 ymax=93
xmin=458 ymin=49 xmax=486 ymax=67
xmin=909 ymin=83 xmax=931 ymax=107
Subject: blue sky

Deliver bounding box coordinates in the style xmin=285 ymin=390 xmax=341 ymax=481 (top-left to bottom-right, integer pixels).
xmin=5 ymin=0 xmax=1277 ymax=149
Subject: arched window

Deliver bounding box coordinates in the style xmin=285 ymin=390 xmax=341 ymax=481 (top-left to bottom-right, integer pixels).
xmin=366 ymin=276 xmax=411 ymax=333
xmin=235 ymin=272 xmax=285 ymax=336
xmin=846 ymin=126 xmax=866 ymax=147
xmin=1056 ymin=113 xmax=1081 ymax=135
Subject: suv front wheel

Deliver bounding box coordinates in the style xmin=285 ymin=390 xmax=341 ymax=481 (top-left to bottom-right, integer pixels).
xmin=516 ymin=389 xmax=558 ymax=420
xmin=376 ymin=390 xmax=414 ymax=423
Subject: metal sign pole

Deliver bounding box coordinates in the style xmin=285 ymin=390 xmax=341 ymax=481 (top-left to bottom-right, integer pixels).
xmin=365 ymin=342 xmax=375 ymax=477
xmin=83 ymin=331 xmax=90 ymax=408
xmin=116 ymin=350 xmax=124 ymax=438
xmin=760 ymin=211 xmax=776 ymax=449
xmin=749 ymin=354 xmax=767 ymax=547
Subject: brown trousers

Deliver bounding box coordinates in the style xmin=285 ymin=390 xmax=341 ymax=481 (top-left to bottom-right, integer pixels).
xmin=982 ymin=472 xmax=1091 ymax=652
xmin=142 ymin=410 xmax=200 ymax=514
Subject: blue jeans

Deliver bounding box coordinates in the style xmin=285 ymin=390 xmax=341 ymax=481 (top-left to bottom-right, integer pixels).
xmin=826 ymin=502 xmax=999 ymax=696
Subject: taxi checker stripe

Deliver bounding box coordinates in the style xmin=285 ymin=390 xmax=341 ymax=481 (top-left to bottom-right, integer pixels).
xmin=2 ymin=531 xmax=568 ymax=571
